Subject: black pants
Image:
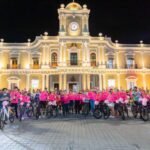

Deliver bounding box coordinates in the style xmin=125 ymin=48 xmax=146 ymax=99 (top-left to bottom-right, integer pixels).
xmin=62 ymin=103 xmax=69 ymax=116
xmin=11 ymin=103 xmax=18 ymax=118
xmin=75 ymin=101 xmax=81 ymax=114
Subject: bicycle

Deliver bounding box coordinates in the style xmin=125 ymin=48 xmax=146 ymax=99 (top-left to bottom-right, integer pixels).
xmin=93 ymin=101 xmax=110 ymax=119
xmin=117 ymin=102 xmax=129 ymax=120
xmin=0 ymin=101 xmax=10 ymax=130
xmin=18 ymin=102 xmax=34 ymax=121
xmin=46 ymin=101 xmax=58 ymax=119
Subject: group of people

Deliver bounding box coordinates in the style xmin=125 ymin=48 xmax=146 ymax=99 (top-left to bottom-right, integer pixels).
xmin=0 ymin=86 xmax=150 ymax=120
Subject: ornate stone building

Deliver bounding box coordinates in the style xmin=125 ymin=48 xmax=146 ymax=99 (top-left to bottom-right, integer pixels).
xmin=0 ymin=2 xmax=150 ymax=91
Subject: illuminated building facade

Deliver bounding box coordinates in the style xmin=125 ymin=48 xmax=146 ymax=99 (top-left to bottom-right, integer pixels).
xmin=0 ymin=2 xmax=149 ymax=91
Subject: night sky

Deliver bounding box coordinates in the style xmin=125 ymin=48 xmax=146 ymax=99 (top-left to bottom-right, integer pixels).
xmin=0 ymin=0 xmax=150 ymax=44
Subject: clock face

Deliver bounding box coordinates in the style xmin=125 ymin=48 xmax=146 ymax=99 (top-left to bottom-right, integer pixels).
xmin=70 ymin=22 xmax=79 ymax=31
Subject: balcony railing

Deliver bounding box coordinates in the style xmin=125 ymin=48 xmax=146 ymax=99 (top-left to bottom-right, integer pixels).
xmin=50 ymin=62 xmax=58 ymax=68
xmin=3 ymin=63 xmax=145 ymax=70
xmin=125 ymin=64 xmax=138 ymax=69
xmin=30 ymin=64 xmax=41 ymax=69
xmin=7 ymin=64 xmax=21 ymax=69
xmin=106 ymin=64 xmax=117 ymax=69
xmin=67 ymin=60 xmax=82 ymax=66
xmin=90 ymin=61 xmax=99 ymax=67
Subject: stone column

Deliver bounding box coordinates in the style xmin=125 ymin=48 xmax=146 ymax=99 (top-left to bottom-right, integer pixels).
xmin=45 ymin=45 xmax=50 ymax=66
xmin=42 ymin=74 xmax=46 ymax=90
xmin=26 ymin=74 xmax=30 ymax=90
xmin=46 ymin=74 xmax=49 ymax=90
xmin=141 ymin=52 xmax=145 ymax=69
xmin=59 ymin=74 xmax=63 ymax=90
xmin=82 ymin=43 xmax=85 ymax=66
xmin=99 ymin=74 xmax=102 ymax=91
xmin=87 ymin=74 xmax=90 ymax=90
xmin=63 ymin=44 xmax=67 ymax=66
xmin=116 ymin=51 xmax=119 ymax=69
xmin=97 ymin=47 xmax=100 ymax=67
xmin=102 ymin=74 xmax=106 ymax=90
xmin=42 ymin=46 xmax=45 ymax=65
xmin=63 ymin=74 xmax=67 ymax=90
xmin=102 ymin=47 xmax=105 ymax=65
xmin=87 ymin=44 xmax=90 ymax=66
xmin=82 ymin=74 xmax=86 ymax=90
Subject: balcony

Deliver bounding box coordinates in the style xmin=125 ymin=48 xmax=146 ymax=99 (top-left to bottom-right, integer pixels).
xmin=7 ymin=64 xmax=21 ymax=69
xmin=125 ymin=64 xmax=138 ymax=69
xmin=90 ymin=61 xmax=99 ymax=67
xmin=106 ymin=64 xmax=117 ymax=69
xmin=50 ymin=62 xmax=58 ymax=68
xmin=30 ymin=64 xmax=41 ymax=69
xmin=67 ymin=60 xmax=82 ymax=67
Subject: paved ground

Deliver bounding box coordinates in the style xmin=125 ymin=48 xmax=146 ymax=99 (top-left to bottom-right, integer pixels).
xmin=0 ymin=116 xmax=150 ymax=150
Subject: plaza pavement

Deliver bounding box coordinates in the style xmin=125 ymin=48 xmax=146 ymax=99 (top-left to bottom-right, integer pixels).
xmin=0 ymin=116 xmax=150 ymax=150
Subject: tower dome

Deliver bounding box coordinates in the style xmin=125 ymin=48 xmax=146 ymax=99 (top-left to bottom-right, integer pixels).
xmin=66 ymin=2 xmax=82 ymax=11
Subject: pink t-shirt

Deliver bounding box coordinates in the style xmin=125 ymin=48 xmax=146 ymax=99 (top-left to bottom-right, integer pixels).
xmin=40 ymin=91 xmax=48 ymax=101
xmin=10 ymin=91 xmax=20 ymax=104
xmin=48 ymin=93 xmax=57 ymax=102
xmin=22 ymin=95 xmax=30 ymax=103
xmin=88 ymin=92 xmax=96 ymax=100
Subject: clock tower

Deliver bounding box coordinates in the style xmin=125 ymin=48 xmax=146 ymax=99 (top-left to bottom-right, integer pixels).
xmin=58 ymin=2 xmax=90 ymax=36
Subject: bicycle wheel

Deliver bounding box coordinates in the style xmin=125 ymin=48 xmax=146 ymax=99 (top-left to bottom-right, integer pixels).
xmin=26 ymin=107 xmax=34 ymax=118
xmin=121 ymin=110 xmax=125 ymax=120
xmin=46 ymin=106 xmax=53 ymax=119
xmin=9 ymin=113 xmax=15 ymax=123
xmin=103 ymin=106 xmax=110 ymax=119
xmin=35 ymin=106 xmax=40 ymax=120
xmin=93 ymin=108 xmax=102 ymax=119
xmin=141 ymin=107 xmax=149 ymax=121
xmin=131 ymin=105 xmax=138 ymax=118
xmin=0 ymin=113 xmax=4 ymax=130
xmin=19 ymin=107 xmax=24 ymax=122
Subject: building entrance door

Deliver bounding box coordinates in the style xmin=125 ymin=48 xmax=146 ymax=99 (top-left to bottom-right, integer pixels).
xmin=54 ymin=83 xmax=59 ymax=90
xmin=69 ymin=83 xmax=77 ymax=91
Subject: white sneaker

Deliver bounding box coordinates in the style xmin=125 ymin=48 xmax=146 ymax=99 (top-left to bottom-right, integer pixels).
xmin=110 ymin=115 xmax=115 ymax=118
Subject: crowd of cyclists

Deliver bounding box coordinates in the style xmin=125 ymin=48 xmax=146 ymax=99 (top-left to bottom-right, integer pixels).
xmin=0 ymin=86 xmax=150 ymax=130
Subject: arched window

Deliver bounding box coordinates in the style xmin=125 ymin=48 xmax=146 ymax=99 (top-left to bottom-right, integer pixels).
xmin=51 ymin=53 xmax=58 ymax=67
xmin=90 ymin=53 xmax=96 ymax=67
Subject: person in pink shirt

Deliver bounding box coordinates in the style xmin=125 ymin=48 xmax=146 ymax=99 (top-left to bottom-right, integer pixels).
xmin=39 ymin=88 xmax=48 ymax=116
xmin=22 ymin=92 xmax=30 ymax=103
xmin=48 ymin=92 xmax=57 ymax=106
xmin=61 ymin=91 xmax=69 ymax=116
xmin=68 ymin=91 xmax=74 ymax=114
xmin=10 ymin=86 xmax=20 ymax=118
xmin=88 ymin=91 xmax=96 ymax=113
xmin=75 ymin=92 xmax=82 ymax=114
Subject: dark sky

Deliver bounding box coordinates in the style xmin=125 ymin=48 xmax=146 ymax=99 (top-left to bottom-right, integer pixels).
xmin=0 ymin=0 xmax=150 ymax=44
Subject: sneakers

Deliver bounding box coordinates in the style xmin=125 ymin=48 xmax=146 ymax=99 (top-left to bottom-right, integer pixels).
xmin=110 ymin=115 xmax=115 ymax=119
